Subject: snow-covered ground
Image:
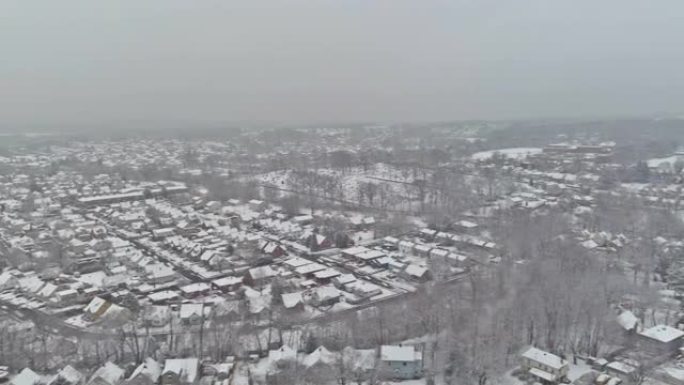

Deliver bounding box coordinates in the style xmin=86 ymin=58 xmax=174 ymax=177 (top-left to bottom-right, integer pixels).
xmin=647 ymin=154 xmax=684 ymax=169
xmin=471 ymin=147 xmax=542 ymax=161
xmin=251 ymin=163 xmax=429 ymax=210
xmin=497 ymin=358 xmax=592 ymax=385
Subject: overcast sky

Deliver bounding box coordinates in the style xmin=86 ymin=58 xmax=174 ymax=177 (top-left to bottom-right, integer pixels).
xmin=2 ymin=0 xmax=684 ymax=129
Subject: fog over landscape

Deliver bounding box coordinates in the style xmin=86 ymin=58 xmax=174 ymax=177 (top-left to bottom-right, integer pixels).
xmin=5 ymin=2 xmax=684 ymax=385
xmin=3 ymin=0 xmax=684 ymax=129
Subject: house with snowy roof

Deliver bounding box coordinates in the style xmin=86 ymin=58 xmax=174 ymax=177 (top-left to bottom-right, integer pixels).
xmin=142 ymin=305 xmax=170 ymax=327
xmin=379 ymin=345 xmax=423 ymax=380
xmin=402 ymin=264 xmax=431 ymax=282
xmin=48 ymin=365 xmax=83 ymax=385
xmin=211 ymin=276 xmax=242 ymax=292
xmin=161 ymin=358 xmax=199 ymax=385
xmin=11 ymin=368 xmax=42 ymax=385
xmin=520 ymin=347 xmax=568 ymax=384
xmin=638 ymin=324 xmax=684 ymax=353
xmin=302 ymin=346 xmax=336 ymax=369
xmin=87 ymin=362 xmax=125 ymax=385
xmin=310 ymin=286 xmax=341 ymax=307
xmin=179 ymin=303 xmax=204 ymax=325
xmin=243 ymin=266 xmax=277 ymax=287
xmin=82 ymin=297 xmax=112 ymax=322
xmin=281 ymin=292 xmax=305 ymax=312
xmin=126 ymin=358 xmax=161 ymax=385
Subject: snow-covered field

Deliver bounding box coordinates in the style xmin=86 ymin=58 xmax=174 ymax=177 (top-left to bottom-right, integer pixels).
xmin=647 ymin=155 xmax=684 ymax=169
xmin=251 ymin=163 xmax=428 ymax=209
xmin=471 ymin=147 xmax=542 ymax=161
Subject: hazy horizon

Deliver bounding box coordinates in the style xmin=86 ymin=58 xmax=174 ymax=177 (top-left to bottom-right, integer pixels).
xmin=4 ymin=0 xmax=684 ymax=129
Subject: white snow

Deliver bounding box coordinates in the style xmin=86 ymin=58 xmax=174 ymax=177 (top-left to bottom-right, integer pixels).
xmin=639 ymin=324 xmax=684 ymax=343
xmin=472 ymin=147 xmax=542 ymax=161
xmin=521 ymin=347 xmax=566 ymax=370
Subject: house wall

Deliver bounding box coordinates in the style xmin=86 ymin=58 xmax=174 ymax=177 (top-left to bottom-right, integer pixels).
xmin=638 ymin=337 xmax=681 ymax=354
xmin=520 ymin=357 xmax=569 ymax=380
xmin=383 ymin=361 xmax=422 ymax=380
xmin=161 ymin=373 xmax=180 ymax=385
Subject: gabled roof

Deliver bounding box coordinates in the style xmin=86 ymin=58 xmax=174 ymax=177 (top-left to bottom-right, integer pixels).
xmin=302 ymin=346 xmax=336 ymax=368
xmin=281 ymin=292 xmax=303 ymax=309
xmin=128 ymin=358 xmax=161 ymax=382
xmin=83 ymin=297 xmax=110 ymax=315
xmin=89 ymin=362 xmax=124 ymax=385
xmin=12 ymin=368 xmax=42 ymax=385
xmin=50 ymin=365 xmax=82 ymax=385
xmin=179 ymin=303 xmax=203 ymax=319
xmin=162 ymin=358 xmax=198 ymax=384
xmin=247 ymin=265 xmax=277 ymax=280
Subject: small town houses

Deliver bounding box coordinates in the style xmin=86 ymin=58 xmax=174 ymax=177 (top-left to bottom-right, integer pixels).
xmin=520 ymin=347 xmax=569 ymax=384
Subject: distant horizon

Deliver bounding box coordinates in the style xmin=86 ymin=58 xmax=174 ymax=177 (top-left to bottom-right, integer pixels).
xmin=3 ymin=112 xmax=683 ymax=134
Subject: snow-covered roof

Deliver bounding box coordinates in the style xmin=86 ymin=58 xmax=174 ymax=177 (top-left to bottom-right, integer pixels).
xmin=302 ymin=346 xmax=336 ymax=368
xmin=128 ymin=358 xmax=161 ymax=382
xmin=380 ymin=345 xmax=421 ymax=362
xmin=404 ymin=264 xmax=428 ymax=278
xmin=247 ymin=265 xmax=277 ymax=280
xmin=162 ymin=358 xmax=198 ymax=383
xmin=314 ymin=268 xmax=341 ymax=279
xmin=268 ymin=345 xmax=297 ymax=363
xmin=521 ymin=347 xmax=566 ymax=370
xmin=295 ymin=263 xmax=326 ymax=275
xmin=281 ymin=292 xmax=303 ymax=309
xmin=639 ymin=324 xmax=684 ymax=343
xmin=312 ymin=286 xmax=340 ymax=302
xmin=147 ymin=290 xmax=179 ymax=302
xmin=11 ymin=368 xmax=41 ymax=385
xmin=179 ymin=282 xmax=210 ymax=294
xmin=89 ymin=362 xmax=124 ymax=385
xmin=617 ymin=310 xmax=639 ymax=331
xmin=83 ymin=297 xmax=108 ymax=314
xmin=179 ymin=303 xmax=203 ymax=319
xmin=283 ymin=257 xmax=312 ymax=268
xmin=212 ymin=276 xmax=242 ymax=288
xmin=334 ymin=274 xmax=356 ymax=285
xmin=606 ymin=361 xmax=636 ymax=374
xmin=51 ymin=365 xmax=82 ymax=385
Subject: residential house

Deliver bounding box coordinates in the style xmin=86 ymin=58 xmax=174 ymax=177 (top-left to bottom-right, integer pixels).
xmin=520 ymin=347 xmax=569 ymax=384
xmin=179 ymin=283 xmax=211 ymax=299
xmin=179 ymin=303 xmax=204 ymax=325
xmin=638 ymin=325 xmax=684 ymax=354
xmin=211 ymin=276 xmax=242 ymax=293
xmin=87 ymin=362 xmax=125 ymax=385
xmin=125 ymin=358 xmax=161 ymax=385
xmin=161 ymin=358 xmax=199 ymax=385
xmin=281 ymin=292 xmax=305 ymax=312
xmin=307 ymin=286 xmax=339 ymax=307
xmin=82 ymin=297 xmax=112 ymax=322
xmin=142 ymin=306 xmax=170 ymax=327
xmin=212 ymin=300 xmax=242 ymax=322
xmin=11 ymin=368 xmax=42 ymax=385
xmin=243 ymin=266 xmax=277 ymax=287
xmin=48 ymin=365 xmax=83 ymax=385
xmin=402 ymin=264 xmax=431 ymax=282
xmin=379 ymin=345 xmax=423 ymax=380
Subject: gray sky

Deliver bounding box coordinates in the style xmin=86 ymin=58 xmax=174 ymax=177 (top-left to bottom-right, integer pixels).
xmin=2 ymin=0 xmax=684 ymax=128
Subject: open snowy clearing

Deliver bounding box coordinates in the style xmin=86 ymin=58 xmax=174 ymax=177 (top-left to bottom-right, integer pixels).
xmin=472 ymin=147 xmax=542 ymax=161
